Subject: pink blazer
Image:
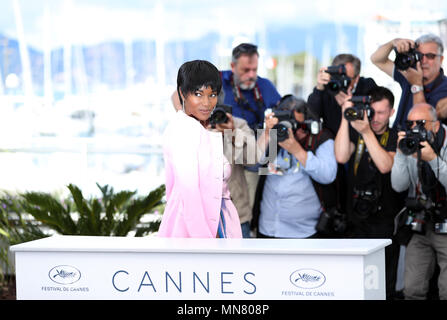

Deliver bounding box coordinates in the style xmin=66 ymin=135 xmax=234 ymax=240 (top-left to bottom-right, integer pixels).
xmin=158 ymin=111 xmax=240 ymax=238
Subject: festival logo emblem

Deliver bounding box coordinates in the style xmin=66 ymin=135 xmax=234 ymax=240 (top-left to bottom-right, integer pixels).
xmin=48 ymin=265 xmax=81 ymax=285
xmin=289 ymin=269 xmax=326 ymax=289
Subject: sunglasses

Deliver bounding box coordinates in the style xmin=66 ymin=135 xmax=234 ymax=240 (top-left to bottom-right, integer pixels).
xmin=405 ymin=119 xmax=435 ymax=128
xmin=417 ymin=52 xmax=441 ymax=60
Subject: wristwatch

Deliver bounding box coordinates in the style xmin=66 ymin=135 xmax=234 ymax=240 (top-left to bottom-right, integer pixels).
xmin=411 ymin=84 xmax=423 ymax=94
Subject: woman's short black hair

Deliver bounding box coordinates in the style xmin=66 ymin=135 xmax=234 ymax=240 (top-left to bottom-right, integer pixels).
xmin=177 ymin=60 xmax=222 ymax=104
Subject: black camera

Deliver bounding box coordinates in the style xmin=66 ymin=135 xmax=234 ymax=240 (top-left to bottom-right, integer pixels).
xmin=404 ymin=198 xmax=431 ymax=234
xmin=431 ymin=205 xmax=447 ymax=234
xmin=398 ymin=123 xmax=435 ymax=156
xmin=271 ymin=110 xmax=298 ymax=142
xmin=316 ymin=207 xmax=347 ymax=235
xmin=324 ymin=64 xmax=351 ymax=95
xmin=352 ymin=186 xmax=380 ymax=218
xmin=394 ymin=47 xmax=422 ymax=71
xmin=209 ymin=104 xmax=232 ymax=126
xmin=344 ymin=96 xmax=375 ymax=122
xmin=271 ymin=110 xmax=322 ymax=142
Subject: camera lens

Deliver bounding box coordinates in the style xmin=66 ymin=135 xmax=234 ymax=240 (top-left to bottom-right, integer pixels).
xmin=344 ymin=107 xmax=363 ymax=121
xmin=209 ymin=109 xmax=228 ymax=125
xmin=273 ymin=122 xmax=291 ymax=142
xmin=398 ymin=137 xmax=419 ymax=155
xmin=395 ymin=50 xmax=419 ymax=71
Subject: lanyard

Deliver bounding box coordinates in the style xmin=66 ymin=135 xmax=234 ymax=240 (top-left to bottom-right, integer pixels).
xmin=230 ymin=74 xmax=265 ymax=127
xmin=353 ymin=130 xmax=389 ymax=176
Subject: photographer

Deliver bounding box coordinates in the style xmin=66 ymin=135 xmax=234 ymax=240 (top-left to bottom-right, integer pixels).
xmin=335 ymin=86 xmax=403 ymax=299
xmin=371 ymin=34 xmax=447 ymax=128
xmin=308 ymin=54 xmax=378 ymax=137
xmin=391 ymin=103 xmax=447 ymax=300
xmin=308 ymin=54 xmax=378 ymax=217
xmin=252 ymin=95 xmax=337 ymax=238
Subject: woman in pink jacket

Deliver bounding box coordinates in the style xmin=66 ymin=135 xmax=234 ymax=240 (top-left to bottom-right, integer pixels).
xmin=158 ymin=60 xmax=242 ymax=238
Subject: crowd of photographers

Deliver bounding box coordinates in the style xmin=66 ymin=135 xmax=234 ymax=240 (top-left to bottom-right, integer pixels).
xmin=196 ymin=36 xmax=447 ymax=300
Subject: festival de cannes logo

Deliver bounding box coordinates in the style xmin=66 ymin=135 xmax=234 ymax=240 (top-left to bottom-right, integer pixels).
xmin=289 ymin=269 xmax=326 ymax=289
xmin=48 ymin=265 xmax=81 ymax=285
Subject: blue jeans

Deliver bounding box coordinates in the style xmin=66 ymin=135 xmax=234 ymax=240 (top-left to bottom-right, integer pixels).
xmin=241 ymin=222 xmax=251 ymax=238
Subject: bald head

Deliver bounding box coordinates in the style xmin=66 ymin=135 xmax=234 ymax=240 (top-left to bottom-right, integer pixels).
xmin=407 ymin=103 xmax=440 ymax=133
xmin=408 ymin=103 xmax=437 ymax=120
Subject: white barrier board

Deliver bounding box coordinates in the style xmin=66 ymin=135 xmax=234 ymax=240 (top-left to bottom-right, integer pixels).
xmin=10 ymin=236 xmax=390 ymax=300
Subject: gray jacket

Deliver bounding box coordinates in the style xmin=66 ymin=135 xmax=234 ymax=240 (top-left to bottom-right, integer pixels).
xmin=391 ymin=124 xmax=447 ymax=199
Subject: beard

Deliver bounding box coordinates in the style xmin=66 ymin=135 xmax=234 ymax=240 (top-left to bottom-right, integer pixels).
xmin=234 ymin=73 xmax=257 ymax=90
xmin=371 ymin=121 xmax=388 ymax=134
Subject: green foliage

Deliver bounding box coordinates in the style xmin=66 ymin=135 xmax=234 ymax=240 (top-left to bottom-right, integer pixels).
xmin=0 ymin=183 xmax=165 ymax=283
xmin=20 ymin=183 xmax=165 ymax=237
xmin=0 ymin=193 xmax=48 ymax=281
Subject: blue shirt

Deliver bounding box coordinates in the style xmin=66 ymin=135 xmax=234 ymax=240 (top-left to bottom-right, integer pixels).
xmin=393 ymin=67 xmax=447 ymax=129
xmin=259 ymin=139 xmax=337 ymax=238
xmin=221 ymin=70 xmax=281 ymax=130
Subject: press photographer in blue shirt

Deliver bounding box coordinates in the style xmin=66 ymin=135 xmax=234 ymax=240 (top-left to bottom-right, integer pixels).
xmin=371 ymin=33 xmax=447 ymax=129
xmin=252 ymin=95 xmax=337 ymax=238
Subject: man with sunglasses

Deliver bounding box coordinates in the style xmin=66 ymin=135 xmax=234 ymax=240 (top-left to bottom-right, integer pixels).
xmin=391 ymin=103 xmax=447 ymax=300
xmin=371 ymin=34 xmax=447 ymax=129
xmin=335 ymin=86 xmax=403 ymax=299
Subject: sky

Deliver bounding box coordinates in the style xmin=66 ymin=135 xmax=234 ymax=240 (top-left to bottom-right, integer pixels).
xmin=1 ymin=0 xmax=447 ymax=49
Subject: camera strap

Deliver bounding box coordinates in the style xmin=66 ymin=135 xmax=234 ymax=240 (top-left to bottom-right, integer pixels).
xmin=353 ymin=130 xmax=389 ymax=176
xmin=416 ymin=127 xmax=447 ymax=206
xmin=229 ymin=73 xmax=265 ymax=128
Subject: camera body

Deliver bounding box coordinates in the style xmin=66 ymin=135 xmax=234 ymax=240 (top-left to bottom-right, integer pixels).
xmin=398 ymin=123 xmax=435 ymax=156
xmin=209 ymin=104 xmax=232 ymax=126
xmin=352 ymin=186 xmax=380 ymax=218
xmin=271 ymin=110 xmax=299 ymax=142
xmin=324 ymin=64 xmax=351 ymax=95
xmin=432 ymin=206 xmax=447 ymax=234
xmin=272 ymin=110 xmax=322 ymax=142
xmin=344 ymin=95 xmax=375 ymax=122
xmin=394 ymin=47 xmax=422 ymax=71
xmin=404 ymin=198 xmax=431 ymax=234
xmin=316 ymin=207 xmax=347 ymax=235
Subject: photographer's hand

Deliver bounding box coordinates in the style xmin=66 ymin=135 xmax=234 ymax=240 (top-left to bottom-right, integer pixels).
xmin=316 ymin=67 xmax=330 ymax=91
xmin=213 ymin=113 xmax=235 ymax=132
xmin=400 ymin=61 xmax=424 ymax=86
xmin=264 ymin=112 xmax=278 ymax=131
xmin=418 ymin=140 xmax=437 ymax=162
xmin=257 ymin=112 xmax=279 ymax=152
xmin=396 ymin=131 xmax=407 ymax=154
xmin=278 ymin=128 xmax=308 ymax=167
xmin=392 ymin=38 xmax=416 ymax=53
xmin=340 ymin=95 xmax=353 ymax=113
xmin=335 ymin=87 xmax=353 ymax=107
xmin=350 ymin=112 xmax=371 ymax=135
